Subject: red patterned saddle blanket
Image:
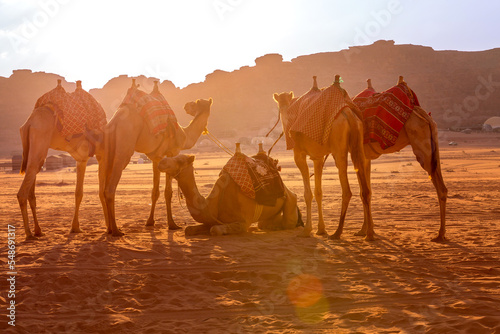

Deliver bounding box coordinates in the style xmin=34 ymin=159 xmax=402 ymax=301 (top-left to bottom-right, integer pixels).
xmin=285 ymin=84 xmax=351 ymax=150
xmin=120 ymin=86 xmax=179 ymax=136
xmin=353 ymin=83 xmax=420 ymax=149
xmin=35 ymin=84 xmax=106 ymax=139
xmin=222 ymin=153 xmax=285 ymax=206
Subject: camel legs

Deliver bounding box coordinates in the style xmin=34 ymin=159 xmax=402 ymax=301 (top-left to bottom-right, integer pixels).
xmin=98 ymin=157 xmax=110 ymax=232
xmin=294 ymin=149 xmax=313 ymax=237
xmin=17 ymin=123 xmax=51 ymax=239
xmin=355 ymin=159 xmax=372 ymax=237
xmin=329 ymin=150 xmax=352 ymax=240
xmin=407 ymin=123 xmax=448 ymax=242
xmin=70 ymin=160 xmax=87 ymax=233
xmin=146 ymin=160 xmax=161 ymax=226
xmin=313 ymin=158 xmax=327 ymax=235
xmin=164 ymin=175 xmax=181 ymax=230
xmin=210 ymin=222 xmax=248 ymax=236
xmin=146 ymin=161 xmax=181 ymax=230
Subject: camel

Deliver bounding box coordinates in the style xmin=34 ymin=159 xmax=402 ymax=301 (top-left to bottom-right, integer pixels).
xmin=17 ymin=80 xmax=106 ymax=239
xmin=157 ymin=148 xmax=302 ymax=236
xmin=272 ymin=75 xmax=374 ymax=240
xmin=274 ymin=76 xmax=448 ymax=242
xmin=354 ymin=77 xmax=447 ymax=242
xmin=99 ymin=80 xmax=212 ymax=236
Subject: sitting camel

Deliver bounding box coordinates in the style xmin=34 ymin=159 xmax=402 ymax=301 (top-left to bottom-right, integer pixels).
xmin=157 ymin=147 xmax=303 ymax=236
xmin=272 ymin=75 xmax=374 ymax=240
xmin=17 ymin=80 xmax=106 ymax=239
xmin=99 ymin=80 xmax=212 ymax=236
xmin=274 ymin=76 xmax=447 ymax=242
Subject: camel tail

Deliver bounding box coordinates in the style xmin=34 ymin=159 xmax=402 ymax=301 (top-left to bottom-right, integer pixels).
xmin=425 ymin=108 xmax=440 ymax=174
xmin=19 ymin=123 xmax=30 ymax=175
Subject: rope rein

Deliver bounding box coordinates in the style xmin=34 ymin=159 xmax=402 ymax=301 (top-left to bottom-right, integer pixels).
xmin=202 ymin=128 xmax=234 ymax=156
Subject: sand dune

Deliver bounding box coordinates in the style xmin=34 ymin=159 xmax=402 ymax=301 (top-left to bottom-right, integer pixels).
xmin=1 ymin=131 xmax=499 ymax=333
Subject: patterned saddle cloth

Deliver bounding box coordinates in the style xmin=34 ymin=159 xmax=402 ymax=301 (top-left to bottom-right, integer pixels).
xmin=35 ymin=84 xmax=106 ymax=139
xmin=285 ymin=84 xmax=352 ymax=150
xmin=222 ymin=153 xmax=285 ymax=206
xmin=120 ymin=86 xmax=179 ymax=136
xmin=353 ymin=83 xmax=420 ymax=149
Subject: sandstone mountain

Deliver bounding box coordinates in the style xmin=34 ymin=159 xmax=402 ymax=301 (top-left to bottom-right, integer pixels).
xmin=1 ymin=40 xmax=499 ymax=157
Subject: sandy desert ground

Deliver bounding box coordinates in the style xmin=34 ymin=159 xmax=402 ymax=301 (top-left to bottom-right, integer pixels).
xmin=1 ymin=130 xmax=499 ymax=333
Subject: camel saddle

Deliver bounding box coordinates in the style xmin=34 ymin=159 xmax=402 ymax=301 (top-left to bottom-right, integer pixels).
xmin=120 ymin=86 xmax=179 ymax=136
xmin=222 ymin=153 xmax=285 ymax=206
xmin=353 ymin=82 xmax=420 ymax=149
xmin=35 ymin=84 xmax=106 ymax=139
xmin=285 ymin=83 xmax=352 ymax=150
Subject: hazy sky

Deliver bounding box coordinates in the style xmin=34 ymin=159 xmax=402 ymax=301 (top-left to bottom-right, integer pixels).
xmin=0 ymin=0 xmax=498 ymax=89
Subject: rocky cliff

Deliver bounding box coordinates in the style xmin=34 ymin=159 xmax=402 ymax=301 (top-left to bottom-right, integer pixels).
xmin=1 ymin=40 xmax=499 ymax=156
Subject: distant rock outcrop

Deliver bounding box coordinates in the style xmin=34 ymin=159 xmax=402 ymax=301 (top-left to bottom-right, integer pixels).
xmin=1 ymin=40 xmax=499 ymax=156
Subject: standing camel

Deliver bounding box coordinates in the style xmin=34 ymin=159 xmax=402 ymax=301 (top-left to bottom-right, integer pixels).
xmin=17 ymin=80 xmax=106 ymax=239
xmin=353 ymin=77 xmax=448 ymax=242
xmin=99 ymin=80 xmax=212 ymax=236
xmin=274 ymin=76 xmax=447 ymax=242
xmin=272 ymin=75 xmax=374 ymax=240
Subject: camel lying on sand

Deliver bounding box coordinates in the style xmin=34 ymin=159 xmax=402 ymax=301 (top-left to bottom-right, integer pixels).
xmin=272 ymin=75 xmax=374 ymax=240
xmin=274 ymin=76 xmax=447 ymax=242
xmin=17 ymin=80 xmax=106 ymax=239
xmin=157 ymin=149 xmax=303 ymax=236
xmin=99 ymin=80 xmax=212 ymax=236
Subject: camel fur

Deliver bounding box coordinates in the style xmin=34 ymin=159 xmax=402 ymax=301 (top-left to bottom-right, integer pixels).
xmin=357 ymin=77 xmax=448 ymax=242
xmin=157 ymin=154 xmax=302 ymax=236
xmin=272 ymin=75 xmax=375 ymax=240
xmin=99 ymin=80 xmax=212 ymax=236
xmin=274 ymin=76 xmax=447 ymax=242
xmin=17 ymin=80 xmax=104 ymax=239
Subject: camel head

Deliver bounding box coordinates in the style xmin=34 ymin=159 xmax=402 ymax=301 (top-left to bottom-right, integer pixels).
xmin=273 ymin=92 xmax=294 ymax=110
xmin=158 ymin=154 xmax=195 ymax=179
xmin=184 ymin=98 xmax=213 ymax=117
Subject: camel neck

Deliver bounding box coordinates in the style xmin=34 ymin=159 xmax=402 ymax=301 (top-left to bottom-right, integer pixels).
xmin=279 ymin=105 xmax=290 ymax=131
xmin=182 ymin=111 xmax=210 ymax=150
xmin=176 ymin=165 xmax=219 ymax=225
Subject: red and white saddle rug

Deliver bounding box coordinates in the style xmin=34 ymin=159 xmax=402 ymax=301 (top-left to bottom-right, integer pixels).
xmin=353 ymin=82 xmax=420 ymax=149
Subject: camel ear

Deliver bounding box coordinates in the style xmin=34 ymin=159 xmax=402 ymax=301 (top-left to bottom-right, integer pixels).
xmin=208 ymin=98 xmax=213 ymax=106
xmin=187 ymin=155 xmax=195 ymax=164
xmin=273 ymin=93 xmax=279 ymax=102
xmin=289 ymin=91 xmax=294 ymax=98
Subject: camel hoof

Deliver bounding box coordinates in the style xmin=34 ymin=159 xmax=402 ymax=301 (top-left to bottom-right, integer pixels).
xmin=111 ymin=230 xmax=124 ymax=237
xmin=25 ymin=234 xmax=36 ymax=241
xmin=316 ymin=229 xmax=327 ymax=236
xmin=185 ymin=225 xmax=210 ymax=236
xmin=168 ymin=224 xmax=182 ymax=230
xmin=34 ymin=231 xmax=43 ymax=237
xmin=364 ymin=234 xmax=375 ymax=241
xmin=354 ymin=230 xmax=366 ymax=237
xmin=210 ymin=226 xmax=224 ymax=236
xmin=431 ymin=235 xmax=447 ymax=243
xmin=145 ymin=219 xmax=155 ymax=227
xmin=70 ymin=227 xmax=83 ymax=233
xmin=329 ymin=233 xmax=341 ymax=240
